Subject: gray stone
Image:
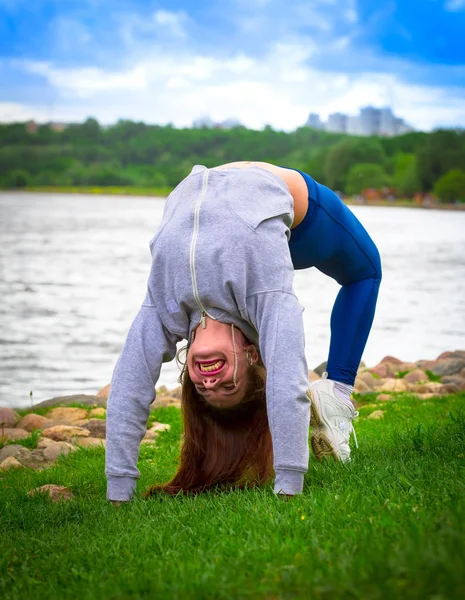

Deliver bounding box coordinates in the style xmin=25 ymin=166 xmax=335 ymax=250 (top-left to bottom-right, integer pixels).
xmin=0 ymin=444 xmax=32 ymax=464
xmin=82 ymin=419 xmax=106 ymax=438
xmin=430 ymin=358 xmax=465 ymax=377
xmin=43 ymin=442 xmax=75 ymax=461
xmin=31 ymin=394 xmax=106 ymax=409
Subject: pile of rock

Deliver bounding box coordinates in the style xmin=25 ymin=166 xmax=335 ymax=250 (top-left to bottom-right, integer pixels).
xmin=310 ymin=350 xmax=465 ymax=401
xmin=0 ymin=405 xmax=170 ymax=472
xmin=1 ymin=350 xmax=464 ymax=473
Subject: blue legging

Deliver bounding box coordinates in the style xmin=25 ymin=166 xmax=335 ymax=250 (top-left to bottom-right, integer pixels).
xmin=284 ymin=168 xmax=382 ymax=386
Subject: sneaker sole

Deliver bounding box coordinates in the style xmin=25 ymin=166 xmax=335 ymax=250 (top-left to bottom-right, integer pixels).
xmin=307 ymin=389 xmax=342 ymax=462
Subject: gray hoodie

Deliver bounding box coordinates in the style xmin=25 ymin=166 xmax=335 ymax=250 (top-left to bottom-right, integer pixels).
xmin=105 ymin=165 xmax=310 ymax=501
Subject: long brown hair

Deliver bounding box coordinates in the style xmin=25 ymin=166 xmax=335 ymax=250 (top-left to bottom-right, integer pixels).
xmin=144 ymin=359 xmax=273 ymax=497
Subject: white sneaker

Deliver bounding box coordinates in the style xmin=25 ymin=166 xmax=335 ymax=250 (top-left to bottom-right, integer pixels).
xmin=308 ymin=373 xmax=359 ymax=462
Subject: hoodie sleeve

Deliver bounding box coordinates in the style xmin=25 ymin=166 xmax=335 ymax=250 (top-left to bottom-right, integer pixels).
xmin=105 ymin=305 xmax=180 ymax=501
xmin=246 ymin=291 xmax=310 ymax=495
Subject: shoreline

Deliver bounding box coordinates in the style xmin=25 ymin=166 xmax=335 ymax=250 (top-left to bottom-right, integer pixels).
xmin=1 ymin=186 xmax=464 ymax=210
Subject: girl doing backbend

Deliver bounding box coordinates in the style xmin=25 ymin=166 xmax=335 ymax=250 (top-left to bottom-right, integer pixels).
xmin=105 ymin=162 xmax=382 ymax=502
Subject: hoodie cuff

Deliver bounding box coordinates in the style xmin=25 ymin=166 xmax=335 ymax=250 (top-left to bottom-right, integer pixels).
xmin=274 ymin=469 xmax=305 ymax=495
xmin=106 ymin=476 xmax=137 ymax=502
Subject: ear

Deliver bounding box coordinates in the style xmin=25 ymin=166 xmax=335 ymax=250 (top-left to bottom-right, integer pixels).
xmin=244 ymin=344 xmax=259 ymax=364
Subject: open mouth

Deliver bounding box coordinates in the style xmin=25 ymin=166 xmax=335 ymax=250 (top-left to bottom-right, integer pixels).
xmin=196 ymin=359 xmax=226 ymax=376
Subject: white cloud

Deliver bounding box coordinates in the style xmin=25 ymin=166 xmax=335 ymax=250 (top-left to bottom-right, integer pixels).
xmin=3 ymin=42 xmax=465 ymax=131
xmin=445 ymin=0 xmax=465 ymax=11
xmin=153 ymin=9 xmax=189 ymax=39
xmin=19 ymin=61 xmax=148 ymax=98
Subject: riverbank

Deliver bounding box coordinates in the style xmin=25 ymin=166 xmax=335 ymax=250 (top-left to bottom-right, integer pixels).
xmin=2 ymin=186 xmax=464 ymax=210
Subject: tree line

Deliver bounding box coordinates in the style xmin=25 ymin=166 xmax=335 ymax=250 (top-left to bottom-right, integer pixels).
xmin=0 ymin=118 xmax=464 ymax=201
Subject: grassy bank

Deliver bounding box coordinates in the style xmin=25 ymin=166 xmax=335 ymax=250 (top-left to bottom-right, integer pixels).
xmin=0 ymin=186 xmax=460 ymax=210
xmin=1 ymin=393 xmax=465 ymax=599
xmin=23 ymin=185 xmax=172 ymax=197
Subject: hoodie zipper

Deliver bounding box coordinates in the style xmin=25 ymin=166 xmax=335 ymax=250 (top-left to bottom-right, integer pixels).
xmin=190 ymin=168 xmax=216 ymax=329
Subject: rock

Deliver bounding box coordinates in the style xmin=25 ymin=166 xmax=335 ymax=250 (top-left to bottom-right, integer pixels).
xmin=16 ymin=413 xmax=51 ymax=432
xmin=403 ymin=369 xmax=428 ymax=384
xmin=143 ymin=422 xmax=171 ymax=441
xmin=82 ymin=419 xmax=106 ymax=438
xmin=42 ymin=425 xmax=90 ymax=442
xmin=0 ymin=456 xmax=22 ymax=470
xmin=27 ymin=484 xmax=74 ymax=502
xmin=30 ymin=449 xmax=46 ymax=463
xmin=169 ymin=386 xmax=182 ymax=400
xmin=415 ymin=382 xmax=443 ymax=394
xmin=308 ymin=370 xmax=320 ymax=382
xmin=367 ymin=410 xmax=384 ymax=420
xmin=429 ymin=358 xmax=465 ymax=377
xmin=75 ymin=437 xmax=106 ymax=448
xmin=436 ymin=350 xmax=465 ymax=360
xmin=150 ymin=422 xmax=171 ymax=433
xmin=440 ymin=383 xmax=460 ymax=394
xmin=0 ymin=444 xmax=32 ymax=464
xmin=0 ymin=428 xmax=30 ymax=441
xmin=380 ymin=356 xmax=403 ymax=365
xmin=156 ymin=385 xmax=169 ymax=395
xmin=353 ymin=379 xmax=371 ymax=393
xmin=442 ymin=375 xmax=465 ymax=387
xmin=378 ymin=378 xmax=410 ymax=392
xmin=370 ymin=363 xmax=397 ymax=379
xmin=151 ymin=396 xmax=181 ymax=409
xmin=43 ymin=441 xmax=75 ymax=461
xmin=38 ymin=419 xmax=74 ymax=430
xmin=313 ymin=361 xmax=327 ymax=376
xmin=411 ymin=393 xmax=443 ymax=400
xmin=357 ymin=371 xmax=378 ymax=388
xmin=37 ymin=436 xmax=57 ymax=449
xmin=89 ymin=408 xmax=106 ymax=418
xmin=0 ymin=407 xmax=20 ymax=428
xmin=376 ymin=394 xmax=393 ymax=402
xmin=395 ymin=362 xmax=418 ymax=373
xmin=32 ymin=394 xmax=106 ymax=409
xmin=47 ymin=407 xmax=88 ymax=422
xmin=97 ymin=384 xmax=111 ymax=399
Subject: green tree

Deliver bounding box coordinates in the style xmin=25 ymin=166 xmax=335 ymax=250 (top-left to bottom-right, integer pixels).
xmin=4 ymin=169 xmax=31 ymax=188
xmin=393 ymin=153 xmax=420 ymax=196
xmin=433 ymin=169 xmax=465 ymax=203
xmin=324 ymin=138 xmax=386 ymax=192
xmin=346 ymin=163 xmax=387 ymax=195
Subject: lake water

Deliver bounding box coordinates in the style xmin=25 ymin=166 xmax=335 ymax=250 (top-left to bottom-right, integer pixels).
xmin=1 ymin=192 xmax=464 ymax=409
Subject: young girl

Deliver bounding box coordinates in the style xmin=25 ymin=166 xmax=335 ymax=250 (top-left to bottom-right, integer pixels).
xmin=105 ymin=162 xmax=382 ymax=503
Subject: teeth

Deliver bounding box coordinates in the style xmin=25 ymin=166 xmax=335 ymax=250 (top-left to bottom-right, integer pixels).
xmin=199 ymin=360 xmax=223 ymax=372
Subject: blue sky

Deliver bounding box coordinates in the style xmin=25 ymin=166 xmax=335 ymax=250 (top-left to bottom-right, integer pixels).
xmin=0 ymin=0 xmax=464 ymax=130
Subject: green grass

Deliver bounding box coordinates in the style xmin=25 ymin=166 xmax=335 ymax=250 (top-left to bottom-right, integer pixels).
xmin=23 ymin=185 xmax=173 ymax=197
xmin=1 ymin=397 xmax=465 ymax=600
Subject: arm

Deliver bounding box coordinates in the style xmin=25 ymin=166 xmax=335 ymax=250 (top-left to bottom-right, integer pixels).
xmin=105 ymin=305 xmax=180 ymax=502
xmin=246 ymin=291 xmax=310 ymax=495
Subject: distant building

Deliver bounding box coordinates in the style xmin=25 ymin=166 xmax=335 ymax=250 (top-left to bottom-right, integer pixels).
xmin=359 ymin=106 xmax=381 ymax=136
xmin=326 ymin=113 xmax=348 ymax=133
xmin=306 ymin=113 xmax=324 ymax=130
xmin=347 ymin=115 xmax=362 ymax=136
xmin=193 ymin=116 xmax=242 ymax=129
xmin=304 ymin=106 xmax=414 ymax=137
